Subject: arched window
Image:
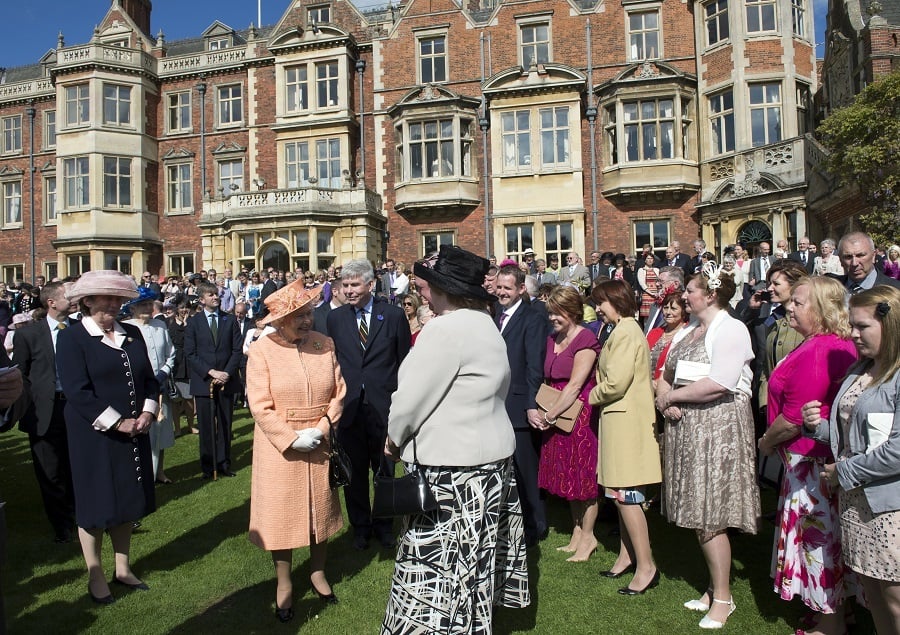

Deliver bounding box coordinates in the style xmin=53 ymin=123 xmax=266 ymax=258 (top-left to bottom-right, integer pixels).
xmin=261 ymin=241 xmax=290 ymax=272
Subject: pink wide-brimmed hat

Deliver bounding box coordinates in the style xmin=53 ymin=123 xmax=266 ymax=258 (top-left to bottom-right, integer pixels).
xmin=256 ymin=280 xmax=322 ymax=326
xmin=66 ymin=270 xmax=139 ymax=304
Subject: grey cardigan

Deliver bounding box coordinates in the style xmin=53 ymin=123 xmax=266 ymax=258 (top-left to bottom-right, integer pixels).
xmin=810 ymin=364 xmax=900 ymax=514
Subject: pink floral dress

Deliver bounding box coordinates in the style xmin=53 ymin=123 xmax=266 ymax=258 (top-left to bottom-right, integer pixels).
xmin=768 ymin=334 xmax=857 ymax=613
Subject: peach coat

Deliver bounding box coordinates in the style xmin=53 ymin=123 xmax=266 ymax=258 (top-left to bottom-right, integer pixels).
xmin=247 ymin=330 xmax=346 ymax=550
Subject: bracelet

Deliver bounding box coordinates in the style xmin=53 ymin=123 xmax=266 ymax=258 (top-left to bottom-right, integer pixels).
xmin=544 ymin=413 xmax=557 ymax=425
xmin=112 ymin=418 xmax=124 ymax=431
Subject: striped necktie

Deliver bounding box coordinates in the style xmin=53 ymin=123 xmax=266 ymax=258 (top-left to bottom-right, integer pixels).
xmin=358 ymin=309 xmax=368 ymax=349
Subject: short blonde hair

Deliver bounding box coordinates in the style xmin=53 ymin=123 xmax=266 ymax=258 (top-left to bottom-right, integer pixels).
xmin=792 ymin=276 xmax=850 ymax=338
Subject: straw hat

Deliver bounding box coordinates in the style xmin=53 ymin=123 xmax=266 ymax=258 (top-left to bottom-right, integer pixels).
xmin=256 ymin=280 xmax=322 ymax=326
xmin=66 ymin=270 xmax=139 ymax=304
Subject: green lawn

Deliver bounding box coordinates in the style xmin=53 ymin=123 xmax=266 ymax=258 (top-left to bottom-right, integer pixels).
xmin=0 ymin=411 xmax=875 ymax=634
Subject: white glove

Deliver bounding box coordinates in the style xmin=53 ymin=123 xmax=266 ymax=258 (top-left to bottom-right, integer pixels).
xmin=291 ymin=427 xmax=324 ymax=452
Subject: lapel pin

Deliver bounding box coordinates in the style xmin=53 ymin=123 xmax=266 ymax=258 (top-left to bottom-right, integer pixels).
xmin=377 ymin=314 xmax=384 ymax=321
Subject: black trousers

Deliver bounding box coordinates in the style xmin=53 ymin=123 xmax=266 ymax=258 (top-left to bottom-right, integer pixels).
xmin=513 ymin=426 xmax=547 ymax=541
xmin=195 ymin=392 xmax=233 ymax=475
xmin=28 ymin=397 xmax=76 ymax=537
xmin=338 ymin=399 xmax=394 ymax=540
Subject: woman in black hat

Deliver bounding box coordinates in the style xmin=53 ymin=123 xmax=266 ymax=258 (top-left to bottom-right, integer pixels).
xmin=382 ymin=245 xmax=530 ymax=633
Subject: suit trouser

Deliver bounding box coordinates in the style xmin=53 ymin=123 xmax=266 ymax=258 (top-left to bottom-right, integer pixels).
xmin=339 ymin=399 xmax=394 ymax=539
xmin=195 ymin=392 xmax=233 ymax=475
xmin=513 ymin=426 xmax=546 ymax=540
xmin=28 ymin=398 xmax=76 ymax=536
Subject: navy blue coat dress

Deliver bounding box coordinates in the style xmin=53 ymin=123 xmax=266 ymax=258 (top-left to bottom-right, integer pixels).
xmin=57 ymin=319 xmax=158 ymax=529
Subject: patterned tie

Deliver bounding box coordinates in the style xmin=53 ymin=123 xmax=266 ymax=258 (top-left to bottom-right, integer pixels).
xmin=209 ymin=313 xmax=218 ymax=344
xmin=498 ymin=312 xmax=508 ymax=331
xmin=57 ymin=322 xmax=67 ymax=331
xmin=358 ymin=309 xmax=368 ymax=349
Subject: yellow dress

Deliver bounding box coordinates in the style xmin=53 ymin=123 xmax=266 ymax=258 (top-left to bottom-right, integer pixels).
xmin=247 ymin=330 xmax=346 ymax=550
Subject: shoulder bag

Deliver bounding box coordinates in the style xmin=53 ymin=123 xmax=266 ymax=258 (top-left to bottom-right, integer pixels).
xmin=372 ymin=435 xmax=439 ymax=518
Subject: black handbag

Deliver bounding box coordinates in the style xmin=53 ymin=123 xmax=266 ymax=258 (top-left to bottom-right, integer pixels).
xmin=327 ymin=416 xmax=351 ymax=490
xmin=372 ymin=436 xmax=438 ymax=518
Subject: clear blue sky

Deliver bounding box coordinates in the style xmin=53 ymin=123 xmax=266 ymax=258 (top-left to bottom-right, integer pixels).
xmin=3 ymin=0 xmax=827 ymax=71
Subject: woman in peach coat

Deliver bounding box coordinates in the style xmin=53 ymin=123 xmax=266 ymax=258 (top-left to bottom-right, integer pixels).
xmin=247 ymin=282 xmax=346 ymax=623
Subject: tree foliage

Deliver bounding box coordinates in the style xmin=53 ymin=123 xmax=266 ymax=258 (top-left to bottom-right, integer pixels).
xmin=817 ymin=69 xmax=900 ymax=246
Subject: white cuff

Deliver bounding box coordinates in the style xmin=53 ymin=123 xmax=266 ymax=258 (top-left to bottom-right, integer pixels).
xmin=143 ymin=399 xmax=160 ymax=416
xmin=93 ymin=406 xmax=122 ymax=431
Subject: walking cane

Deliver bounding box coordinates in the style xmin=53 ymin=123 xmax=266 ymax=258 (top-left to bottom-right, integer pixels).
xmin=209 ymin=381 xmax=218 ymax=481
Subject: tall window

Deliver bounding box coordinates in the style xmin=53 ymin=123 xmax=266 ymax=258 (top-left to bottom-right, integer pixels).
xmin=505 ymin=224 xmax=534 ymax=260
xmin=520 ymin=23 xmax=550 ymax=67
xmin=167 ymin=163 xmax=192 ymax=213
xmin=418 ymin=36 xmax=447 ymax=84
xmin=749 ymin=83 xmax=781 ymax=146
xmin=44 ymin=176 xmax=57 ymax=223
xmin=308 ymin=5 xmax=330 ymax=24
xmin=409 ymin=120 xmax=454 ymax=179
xmin=704 ymin=0 xmax=729 ymax=46
xmin=286 ymin=66 xmax=308 ymax=112
xmin=218 ymin=85 xmax=243 ymax=126
xmin=2 ymin=182 xmax=22 ymax=226
xmin=285 ymin=142 xmax=311 ymax=187
xmin=167 ymin=91 xmax=191 ymax=133
xmin=44 ymin=110 xmax=57 ymax=149
xmin=102 ymin=84 xmax=131 ymax=126
xmin=2 ymin=116 xmax=22 ymax=154
xmin=501 ymin=110 xmax=531 ymax=170
xmin=623 ymin=99 xmax=675 ymax=161
xmin=65 ymin=84 xmax=90 ymax=126
xmin=628 ymin=11 xmax=660 ymax=61
xmin=45 ymin=262 xmax=58 ymax=281
xmin=746 ymin=0 xmax=776 ymax=32
xmin=168 ymin=254 xmax=194 ymax=277
xmin=315 ymin=139 xmax=341 ymax=188
xmin=103 ymin=157 xmax=131 ymax=207
xmin=104 ymin=252 xmax=132 ymax=275
xmin=797 ymin=83 xmax=811 ymax=135
xmin=422 ymin=231 xmax=455 ymax=257
xmin=219 ymin=159 xmax=244 ymax=193
xmin=544 ymin=222 xmax=573 ymax=265
xmin=791 ymin=0 xmax=805 ymax=37
xmin=709 ymin=90 xmax=735 ymax=154
xmin=634 ymin=219 xmax=671 ymax=259
xmin=316 ymin=62 xmax=339 ymax=108
xmin=1 ymin=265 xmax=24 ymax=284
xmin=316 ymin=229 xmax=334 ymax=254
xmin=63 ymin=157 xmax=90 ymax=207
xmin=540 ymin=107 xmax=569 ymax=167
xmin=67 ymin=254 xmax=91 ymax=276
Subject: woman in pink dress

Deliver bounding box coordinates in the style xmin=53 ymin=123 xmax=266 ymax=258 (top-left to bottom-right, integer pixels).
xmin=758 ymin=276 xmax=857 ymax=635
xmin=537 ymin=286 xmax=602 ymax=562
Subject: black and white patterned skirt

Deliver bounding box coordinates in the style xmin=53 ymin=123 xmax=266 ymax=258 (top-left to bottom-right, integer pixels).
xmin=381 ymin=457 xmax=530 ymax=634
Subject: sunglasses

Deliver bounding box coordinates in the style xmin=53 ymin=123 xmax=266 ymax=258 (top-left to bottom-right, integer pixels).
xmin=403 ymin=302 xmax=413 ymax=306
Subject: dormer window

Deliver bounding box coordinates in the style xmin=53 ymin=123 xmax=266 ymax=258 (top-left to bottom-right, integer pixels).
xmin=308 ymin=5 xmax=331 ymax=25
xmin=209 ymin=37 xmax=231 ymax=51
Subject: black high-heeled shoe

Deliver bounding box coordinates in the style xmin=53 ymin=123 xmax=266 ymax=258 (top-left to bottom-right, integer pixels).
xmin=618 ymin=569 xmax=661 ymax=595
xmin=88 ymin=585 xmax=115 ymax=605
xmin=275 ymin=606 xmax=294 ymax=623
xmin=112 ymin=576 xmax=150 ymax=591
xmin=315 ymin=588 xmax=339 ymax=605
xmin=599 ymin=563 xmax=635 ymax=579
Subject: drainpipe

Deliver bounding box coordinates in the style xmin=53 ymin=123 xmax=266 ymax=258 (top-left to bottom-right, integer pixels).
xmin=196 ymin=80 xmax=208 ymax=199
xmin=26 ymin=101 xmax=36 ymax=283
xmin=480 ymin=32 xmax=491 ymax=258
xmin=356 ymin=58 xmax=366 ymax=184
xmin=585 ymin=20 xmax=599 ymax=253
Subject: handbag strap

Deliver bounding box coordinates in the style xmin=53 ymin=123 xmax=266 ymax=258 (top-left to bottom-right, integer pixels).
xmin=378 ymin=432 xmax=420 ymax=478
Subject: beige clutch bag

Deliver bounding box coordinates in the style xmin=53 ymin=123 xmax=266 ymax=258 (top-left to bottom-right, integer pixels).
xmin=535 ymin=384 xmax=583 ymax=433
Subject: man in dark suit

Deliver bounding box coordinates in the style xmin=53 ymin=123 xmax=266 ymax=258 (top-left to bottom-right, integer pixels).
xmin=494 ymin=265 xmax=548 ymax=546
xmin=688 ymin=239 xmax=706 ymax=275
xmin=233 ymin=301 xmax=254 ymax=408
xmin=185 ymin=282 xmax=243 ymax=479
xmin=665 ymin=242 xmax=691 ymax=277
xmin=378 ymin=258 xmax=399 ymax=303
xmin=257 ymin=269 xmax=278 ymax=319
xmin=313 ymin=284 xmax=344 ymax=336
xmin=788 ymin=236 xmax=816 ymax=274
xmin=139 ymin=271 xmax=162 ymax=299
xmin=831 ymin=231 xmax=900 ymax=293
xmin=327 ymin=259 xmax=410 ymax=550
xmin=587 ymin=251 xmax=604 ymax=282
xmin=13 ymin=282 xmax=77 ymax=542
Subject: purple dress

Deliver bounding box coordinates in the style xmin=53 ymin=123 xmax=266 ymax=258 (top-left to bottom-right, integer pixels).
xmin=538 ymin=329 xmax=602 ymax=501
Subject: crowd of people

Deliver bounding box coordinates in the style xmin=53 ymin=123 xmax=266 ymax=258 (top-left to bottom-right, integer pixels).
xmin=0 ymin=229 xmax=898 ymax=634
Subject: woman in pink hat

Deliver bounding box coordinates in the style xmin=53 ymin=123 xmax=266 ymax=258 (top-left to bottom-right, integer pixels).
xmin=56 ymin=270 xmax=159 ymax=605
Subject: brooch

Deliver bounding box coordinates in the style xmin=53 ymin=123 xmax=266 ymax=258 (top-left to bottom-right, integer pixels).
xmin=313 ymin=341 xmax=323 ymax=350
xmin=377 ymin=314 xmax=384 ymax=321
xmin=127 ymin=337 xmax=133 ymax=343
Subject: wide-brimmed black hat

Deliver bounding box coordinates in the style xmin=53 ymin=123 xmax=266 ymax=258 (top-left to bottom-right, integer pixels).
xmin=414 ymin=245 xmax=494 ymax=301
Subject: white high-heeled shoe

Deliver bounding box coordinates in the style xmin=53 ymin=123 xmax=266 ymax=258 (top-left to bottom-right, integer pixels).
xmin=684 ymin=589 xmax=712 ymax=611
xmin=698 ymin=597 xmax=736 ymax=629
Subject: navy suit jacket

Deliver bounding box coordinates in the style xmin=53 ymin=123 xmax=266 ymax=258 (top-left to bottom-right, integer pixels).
xmin=184 ymin=311 xmax=243 ymax=395
xmin=497 ymin=302 xmax=547 ymax=429
xmin=15 ymin=319 xmax=65 ymax=435
xmin=788 ymin=251 xmax=816 ymax=274
xmin=327 ymin=298 xmax=410 ymax=426
xmin=826 ymin=271 xmax=900 ymax=291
